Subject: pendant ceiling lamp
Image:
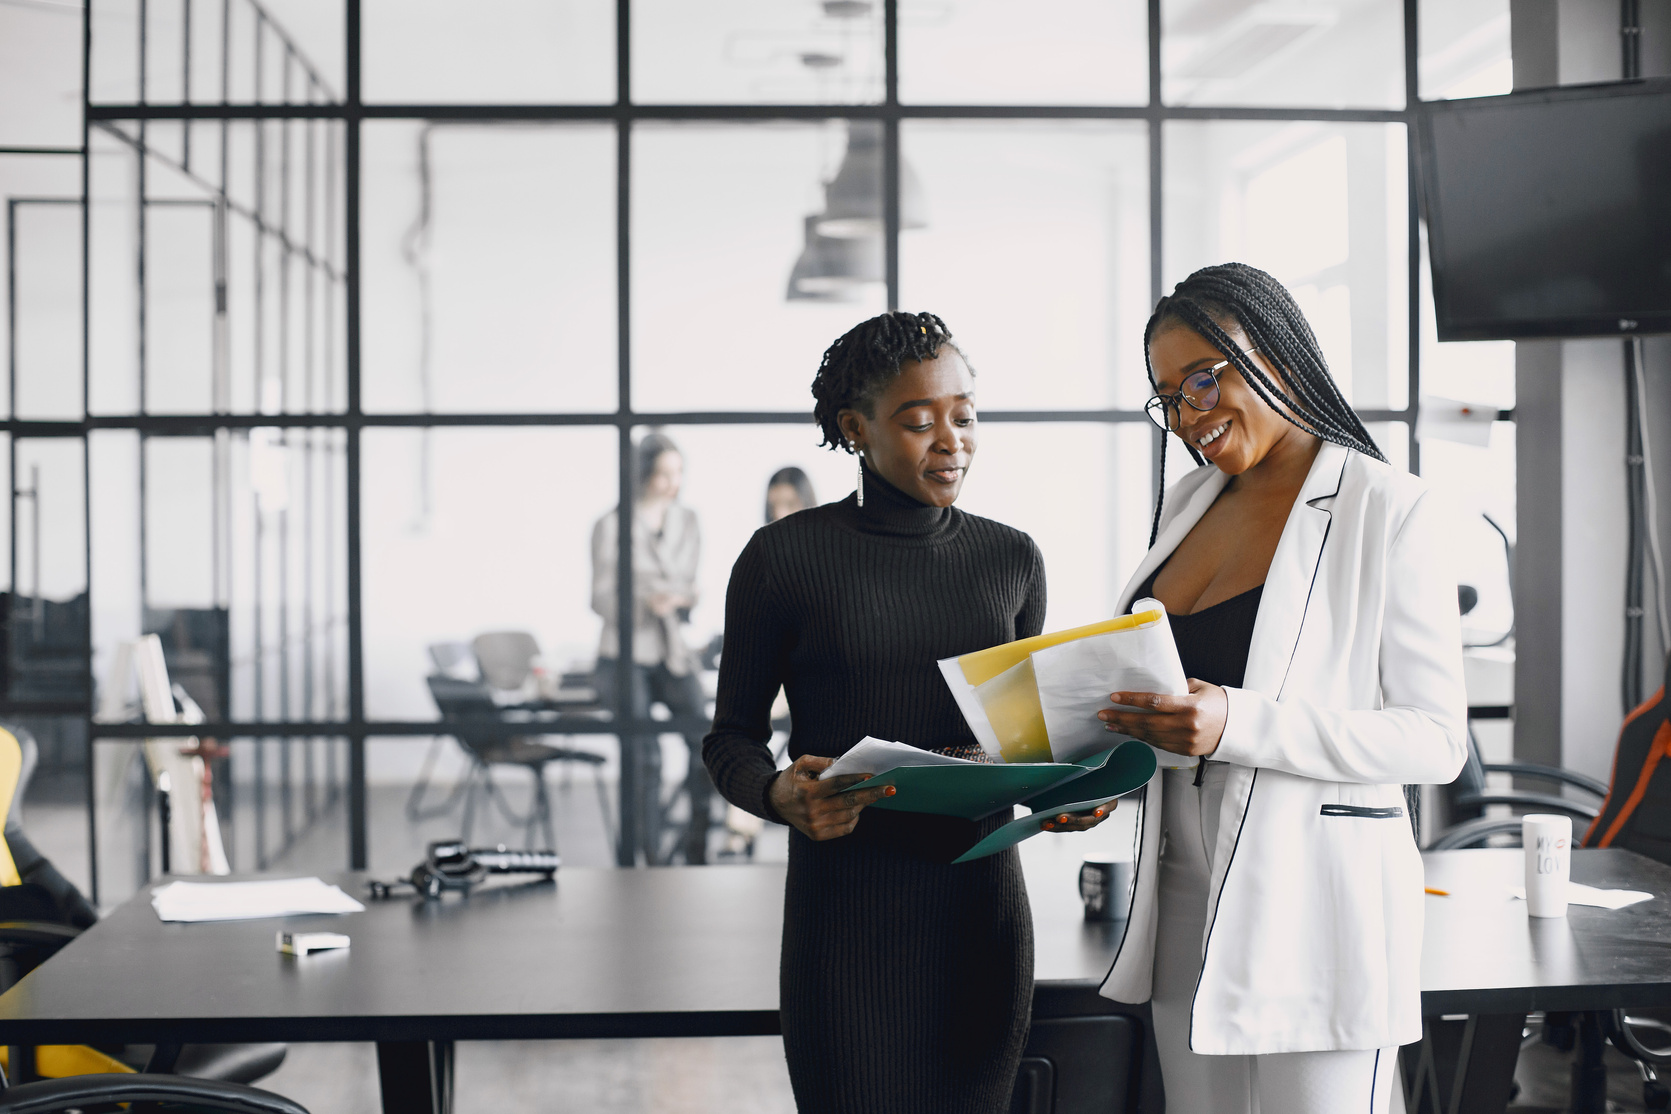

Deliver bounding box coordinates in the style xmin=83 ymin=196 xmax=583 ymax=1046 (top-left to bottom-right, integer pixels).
xmin=786 ymin=215 xmax=883 ymax=301
xmin=815 ymin=120 xmax=929 ymax=239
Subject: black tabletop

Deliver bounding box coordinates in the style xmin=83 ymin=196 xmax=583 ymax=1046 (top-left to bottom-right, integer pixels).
xmin=1419 ymin=848 xmax=1671 ymax=1015
xmin=0 ymin=860 xmax=1124 ymax=1046
xmin=11 ymin=849 xmax=1657 ymax=1047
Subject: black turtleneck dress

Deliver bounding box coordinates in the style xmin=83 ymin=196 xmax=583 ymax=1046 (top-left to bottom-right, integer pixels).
xmin=703 ymin=470 xmax=1046 ymax=1114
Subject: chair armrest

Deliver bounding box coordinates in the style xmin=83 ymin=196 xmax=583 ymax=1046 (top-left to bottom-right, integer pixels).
xmin=543 ymin=748 xmax=606 ymax=765
xmin=0 ymin=1073 xmax=308 ymax=1114
xmin=1451 ymin=790 xmax=1599 ymax=821
xmin=1427 ymin=816 xmax=1528 ymax=850
xmin=0 ymin=922 xmax=81 ymax=950
xmin=1482 ymin=762 xmax=1610 ymax=798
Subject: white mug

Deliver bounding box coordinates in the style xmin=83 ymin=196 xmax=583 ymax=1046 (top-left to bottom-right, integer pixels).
xmin=1523 ymin=814 xmax=1572 ymax=918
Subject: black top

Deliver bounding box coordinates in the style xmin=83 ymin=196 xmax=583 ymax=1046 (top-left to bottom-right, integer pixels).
xmin=701 ymin=468 xmax=1048 ymax=1112
xmin=1136 ymin=562 xmax=1262 ymax=689
xmin=702 ymin=467 xmax=1047 ymax=853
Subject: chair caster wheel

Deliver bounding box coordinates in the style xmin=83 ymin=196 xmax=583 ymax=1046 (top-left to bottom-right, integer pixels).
xmin=1644 ymin=1080 xmax=1670 ymax=1110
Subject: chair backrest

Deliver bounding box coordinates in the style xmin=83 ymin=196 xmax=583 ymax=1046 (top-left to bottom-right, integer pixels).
xmin=426 ymin=675 xmax=498 ymax=717
xmin=0 ymin=729 xmax=25 ymax=887
xmin=0 ymin=723 xmax=98 ymax=928
xmin=427 ymin=641 xmax=479 ymax=681
xmin=424 ymin=676 xmax=504 ymax=759
xmin=1583 ymin=655 xmax=1671 ymax=864
xmin=1452 ymin=725 xmax=1488 ymax=799
xmin=472 ymin=631 xmax=540 ymax=692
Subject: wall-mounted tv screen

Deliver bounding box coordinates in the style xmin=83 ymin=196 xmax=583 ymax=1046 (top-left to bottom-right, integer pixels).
xmin=1417 ymin=78 xmax=1671 ymax=341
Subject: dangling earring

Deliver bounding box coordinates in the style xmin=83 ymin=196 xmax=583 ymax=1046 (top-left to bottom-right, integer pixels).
xmin=853 ymin=445 xmax=865 ymax=507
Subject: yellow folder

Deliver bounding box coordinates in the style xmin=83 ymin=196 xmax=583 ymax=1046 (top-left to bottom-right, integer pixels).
xmin=941 ymin=609 xmax=1165 ymax=764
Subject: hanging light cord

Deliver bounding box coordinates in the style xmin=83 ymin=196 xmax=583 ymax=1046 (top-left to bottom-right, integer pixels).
xmin=1633 ymin=338 xmax=1670 ymax=655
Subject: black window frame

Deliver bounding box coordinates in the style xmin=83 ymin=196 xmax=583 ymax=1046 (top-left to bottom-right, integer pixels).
xmin=6 ymin=0 xmax=1443 ymax=897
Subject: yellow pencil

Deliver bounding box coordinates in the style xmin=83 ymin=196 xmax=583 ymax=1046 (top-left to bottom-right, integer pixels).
xmin=1424 ymin=887 xmax=1450 ymax=896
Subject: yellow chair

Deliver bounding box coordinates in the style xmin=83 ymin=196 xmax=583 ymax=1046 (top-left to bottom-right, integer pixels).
xmin=0 ymin=726 xmax=134 ymax=1080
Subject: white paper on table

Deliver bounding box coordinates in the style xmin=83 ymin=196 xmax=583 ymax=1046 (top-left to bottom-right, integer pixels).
xmin=151 ymin=876 xmax=366 ymax=922
xmin=1507 ymin=882 xmax=1654 ymax=910
xmin=817 ymin=737 xmax=983 ymax=781
xmin=1031 ymin=598 xmax=1193 ymax=767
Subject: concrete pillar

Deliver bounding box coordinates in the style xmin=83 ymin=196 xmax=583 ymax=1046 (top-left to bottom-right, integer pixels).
xmin=1508 ymin=3 xmax=1671 ymax=780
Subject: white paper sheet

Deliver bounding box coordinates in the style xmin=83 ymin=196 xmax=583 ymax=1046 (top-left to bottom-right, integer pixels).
xmin=818 ymin=737 xmax=983 ymax=781
xmin=152 ymin=877 xmax=366 ymax=922
xmin=1031 ymin=598 xmax=1193 ymax=766
xmin=1507 ymin=882 xmax=1655 ymax=910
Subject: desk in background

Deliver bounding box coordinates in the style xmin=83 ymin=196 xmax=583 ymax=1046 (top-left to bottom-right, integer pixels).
xmin=1411 ymin=848 xmax=1671 ymax=1114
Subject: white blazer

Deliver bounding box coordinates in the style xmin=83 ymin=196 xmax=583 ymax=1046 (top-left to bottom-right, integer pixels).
xmin=1098 ymin=442 xmax=1468 ymax=1055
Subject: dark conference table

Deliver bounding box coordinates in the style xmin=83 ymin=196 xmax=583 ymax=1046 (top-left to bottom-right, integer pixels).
xmin=0 ymin=849 xmax=1664 ymax=1114
xmin=1410 ymin=848 xmax=1671 ymax=1114
xmin=0 ymin=855 xmax=1151 ymax=1114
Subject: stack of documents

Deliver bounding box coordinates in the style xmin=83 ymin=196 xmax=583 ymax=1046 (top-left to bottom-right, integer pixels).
xmin=151 ymin=877 xmax=365 ymax=923
xmin=938 ymin=598 xmax=1190 ymax=767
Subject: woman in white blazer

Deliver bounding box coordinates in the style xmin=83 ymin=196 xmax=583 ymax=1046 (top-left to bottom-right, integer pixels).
xmin=1095 ymin=264 xmax=1468 ymax=1113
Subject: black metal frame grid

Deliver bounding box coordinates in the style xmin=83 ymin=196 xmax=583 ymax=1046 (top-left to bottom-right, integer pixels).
xmin=20 ymin=0 xmax=1451 ymax=884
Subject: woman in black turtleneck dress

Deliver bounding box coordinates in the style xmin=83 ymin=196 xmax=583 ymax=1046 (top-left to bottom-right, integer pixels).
xmin=703 ymin=312 xmax=1108 ymax=1114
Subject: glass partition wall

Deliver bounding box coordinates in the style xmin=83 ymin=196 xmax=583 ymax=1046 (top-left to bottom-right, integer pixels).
xmin=0 ymin=0 xmax=1518 ymax=901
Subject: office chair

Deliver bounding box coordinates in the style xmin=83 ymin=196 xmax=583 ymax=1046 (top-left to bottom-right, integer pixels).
xmin=406 ymin=642 xmax=483 ymax=821
xmin=0 ymin=1074 xmax=308 ymax=1114
xmin=1425 ymin=723 xmax=1606 ymax=850
xmin=471 ymin=631 xmax=542 ymax=695
xmin=0 ymin=725 xmax=286 ymax=1087
xmin=423 ymin=674 xmax=608 ymax=850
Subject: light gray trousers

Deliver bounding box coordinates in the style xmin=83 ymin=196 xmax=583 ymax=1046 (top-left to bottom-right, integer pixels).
xmin=1150 ymin=765 xmax=1402 ymax=1114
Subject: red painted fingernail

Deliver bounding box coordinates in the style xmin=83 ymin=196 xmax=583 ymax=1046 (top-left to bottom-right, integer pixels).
xmin=1042 ymin=823 xmax=1054 ymax=830
xmin=1094 ymin=809 xmax=1105 ymax=817
xmin=884 ymin=785 xmax=896 ymax=796
xmin=1058 ymin=815 xmax=1070 ymax=823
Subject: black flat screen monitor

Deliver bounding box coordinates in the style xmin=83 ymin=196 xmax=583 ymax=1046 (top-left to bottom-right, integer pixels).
xmin=1417 ymin=79 xmax=1671 ymax=340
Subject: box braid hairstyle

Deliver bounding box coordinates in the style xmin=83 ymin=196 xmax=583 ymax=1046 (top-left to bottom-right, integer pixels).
xmin=812 ymin=310 xmax=966 ymax=457
xmin=1145 ymin=262 xmax=1385 ymax=547
xmin=1149 ymin=265 xmax=1421 ymax=835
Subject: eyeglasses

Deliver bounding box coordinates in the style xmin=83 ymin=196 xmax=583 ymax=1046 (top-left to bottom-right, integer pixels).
xmin=1143 ymin=349 xmax=1259 ymax=432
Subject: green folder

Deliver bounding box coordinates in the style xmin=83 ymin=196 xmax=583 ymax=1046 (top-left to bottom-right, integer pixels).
xmin=843 ymin=739 xmax=1157 ymax=863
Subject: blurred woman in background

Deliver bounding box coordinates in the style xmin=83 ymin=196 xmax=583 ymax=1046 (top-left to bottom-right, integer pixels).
xmin=765 ymin=466 xmax=818 ymax=523
xmin=721 ymin=466 xmax=822 ymax=858
xmin=591 ymin=431 xmax=712 ymax=864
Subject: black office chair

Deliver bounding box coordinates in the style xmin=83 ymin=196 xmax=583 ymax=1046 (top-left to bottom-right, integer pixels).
xmin=0 ymin=1074 xmax=308 ymax=1113
xmin=422 ymin=675 xmax=608 ymax=850
xmin=0 ymin=724 xmax=286 ymax=1088
xmin=1425 ymin=723 xmax=1606 ymax=850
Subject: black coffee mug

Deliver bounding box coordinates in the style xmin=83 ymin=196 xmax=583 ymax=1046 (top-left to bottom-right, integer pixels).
xmin=1079 ymin=855 xmax=1134 ymax=922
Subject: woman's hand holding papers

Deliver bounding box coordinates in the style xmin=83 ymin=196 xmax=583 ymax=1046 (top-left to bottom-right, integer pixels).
xmin=1098 ymin=678 xmax=1228 ymax=758
xmin=770 ymin=754 xmax=896 ymax=841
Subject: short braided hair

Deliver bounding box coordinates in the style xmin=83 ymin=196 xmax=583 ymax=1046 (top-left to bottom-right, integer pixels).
xmin=811 ymin=311 xmax=966 ymax=452
xmin=1144 ymin=262 xmax=1385 ymax=545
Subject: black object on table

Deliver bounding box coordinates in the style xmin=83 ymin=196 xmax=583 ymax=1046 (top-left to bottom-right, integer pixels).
xmin=0 ymin=860 xmax=1159 ymax=1114
xmin=1409 ymin=848 xmax=1671 ymax=1114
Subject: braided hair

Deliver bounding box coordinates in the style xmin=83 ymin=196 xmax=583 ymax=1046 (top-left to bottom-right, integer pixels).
xmin=811 ymin=311 xmax=966 ymax=452
xmin=1144 ymin=262 xmax=1385 ymax=546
